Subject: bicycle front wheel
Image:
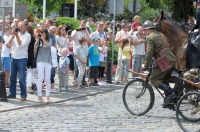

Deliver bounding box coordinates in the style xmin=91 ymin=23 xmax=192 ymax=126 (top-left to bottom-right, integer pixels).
xmin=176 ymin=92 xmax=200 ymax=132
xmin=122 ymin=78 xmax=155 ymax=116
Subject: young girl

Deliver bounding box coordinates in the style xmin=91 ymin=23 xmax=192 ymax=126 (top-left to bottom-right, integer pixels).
xmin=98 ymin=38 xmax=110 ymax=85
xmin=121 ymin=38 xmax=132 ymax=84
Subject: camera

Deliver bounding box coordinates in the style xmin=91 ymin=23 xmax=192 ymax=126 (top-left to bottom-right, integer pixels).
xmin=76 ymin=28 xmax=86 ymax=31
xmin=67 ymin=30 xmax=72 ymax=36
xmin=37 ymin=34 xmax=42 ymax=38
xmin=15 ymin=27 xmax=20 ymax=32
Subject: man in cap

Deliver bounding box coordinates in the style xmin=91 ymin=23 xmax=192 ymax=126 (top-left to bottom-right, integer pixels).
xmin=142 ymin=20 xmax=177 ymax=108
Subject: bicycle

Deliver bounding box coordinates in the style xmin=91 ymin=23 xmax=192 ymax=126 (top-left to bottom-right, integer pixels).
xmin=122 ymin=62 xmax=200 ymax=116
xmin=176 ymin=91 xmax=200 ymax=132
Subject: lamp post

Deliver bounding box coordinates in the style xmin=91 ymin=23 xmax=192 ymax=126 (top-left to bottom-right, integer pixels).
xmin=12 ymin=0 xmax=15 ymax=18
xmin=74 ymin=0 xmax=78 ymax=19
xmin=43 ymin=0 xmax=46 ymax=19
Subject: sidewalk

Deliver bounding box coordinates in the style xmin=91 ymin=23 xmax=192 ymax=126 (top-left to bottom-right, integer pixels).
xmin=0 ymin=73 xmax=123 ymax=113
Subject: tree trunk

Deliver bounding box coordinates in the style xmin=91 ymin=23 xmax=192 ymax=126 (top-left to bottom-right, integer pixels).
xmin=172 ymin=0 xmax=192 ymax=23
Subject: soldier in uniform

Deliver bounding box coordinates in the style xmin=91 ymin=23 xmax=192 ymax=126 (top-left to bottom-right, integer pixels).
xmin=142 ymin=20 xmax=177 ymax=107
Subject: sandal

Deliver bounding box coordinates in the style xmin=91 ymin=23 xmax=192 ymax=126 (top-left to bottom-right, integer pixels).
xmin=38 ymin=97 xmax=43 ymax=103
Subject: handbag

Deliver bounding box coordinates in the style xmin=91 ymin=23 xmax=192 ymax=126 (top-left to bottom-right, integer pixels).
xmin=99 ymin=61 xmax=107 ymax=67
xmin=155 ymin=34 xmax=172 ymax=72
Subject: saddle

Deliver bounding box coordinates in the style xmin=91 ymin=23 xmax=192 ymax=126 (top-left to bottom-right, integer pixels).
xmin=186 ymin=32 xmax=200 ymax=69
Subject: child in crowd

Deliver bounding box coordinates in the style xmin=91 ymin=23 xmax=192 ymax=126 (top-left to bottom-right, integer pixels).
xmin=88 ymin=38 xmax=100 ymax=86
xmin=121 ymin=38 xmax=132 ymax=84
xmin=58 ymin=48 xmax=70 ymax=92
xmin=98 ymin=38 xmax=110 ymax=85
xmin=74 ymin=37 xmax=88 ymax=89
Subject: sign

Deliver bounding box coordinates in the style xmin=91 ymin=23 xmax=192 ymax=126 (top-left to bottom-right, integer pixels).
xmin=128 ymin=0 xmax=141 ymax=14
xmin=0 ymin=0 xmax=13 ymax=8
xmin=109 ymin=0 xmax=124 ymax=15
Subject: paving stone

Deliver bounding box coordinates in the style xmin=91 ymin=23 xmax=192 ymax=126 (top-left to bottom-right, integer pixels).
xmin=0 ymin=84 xmax=199 ymax=131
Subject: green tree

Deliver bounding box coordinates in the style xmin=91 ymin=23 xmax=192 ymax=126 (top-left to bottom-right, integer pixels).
xmin=16 ymin=0 xmax=74 ymax=18
xmin=147 ymin=0 xmax=194 ymax=22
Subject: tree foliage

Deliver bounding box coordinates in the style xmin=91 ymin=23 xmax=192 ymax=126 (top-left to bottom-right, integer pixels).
xmin=147 ymin=0 xmax=194 ymax=22
xmin=16 ymin=0 xmax=74 ymax=18
xmin=16 ymin=0 xmax=195 ymax=23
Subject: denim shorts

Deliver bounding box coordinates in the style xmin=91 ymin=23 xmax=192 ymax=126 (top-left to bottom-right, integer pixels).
xmin=1 ymin=57 xmax=11 ymax=71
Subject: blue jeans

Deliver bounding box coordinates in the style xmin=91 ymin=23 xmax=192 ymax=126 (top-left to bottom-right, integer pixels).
xmin=9 ymin=58 xmax=27 ymax=98
xmin=121 ymin=58 xmax=130 ymax=77
xmin=51 ymin=67 xmax=56 ymax=84
xmin=132 ymin=55 xmax=144 ymax=78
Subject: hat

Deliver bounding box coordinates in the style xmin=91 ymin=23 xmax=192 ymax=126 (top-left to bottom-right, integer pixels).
xmin=92 ymin=38 xmax=99 ymax=41
xmin=142 ymin=20 xmax=155 ymax=30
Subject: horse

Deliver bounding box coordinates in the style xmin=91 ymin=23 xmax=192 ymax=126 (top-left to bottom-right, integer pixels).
xmin=153 ymin=11 xmax=189 ymax=70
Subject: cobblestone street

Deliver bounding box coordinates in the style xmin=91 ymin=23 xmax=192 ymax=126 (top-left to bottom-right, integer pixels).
xmin=1 ymin=87 xmax=198 ymax=132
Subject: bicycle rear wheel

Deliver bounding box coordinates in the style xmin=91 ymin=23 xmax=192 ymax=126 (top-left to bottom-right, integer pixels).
xmin=122 ymin=78 xmax=155 ymax=116
xmin=176 ymin=92 xmax=200 ymax=132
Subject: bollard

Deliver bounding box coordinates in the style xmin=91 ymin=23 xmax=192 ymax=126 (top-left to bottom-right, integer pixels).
xmin=0 ymin=71 xmax=7 ymax=102
xmin=106 ymin=61 xmax=112 ymax=84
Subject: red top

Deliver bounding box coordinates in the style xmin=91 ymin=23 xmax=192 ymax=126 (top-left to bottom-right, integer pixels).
xmin=68 ymin=41 xmax=73 ymax=53
xmin=131 ymin=22 xmax=141 ymax=31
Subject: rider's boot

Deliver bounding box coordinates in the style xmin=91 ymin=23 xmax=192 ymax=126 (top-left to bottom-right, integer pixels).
xmin=159 ymin=82 xmax=177 ymax=106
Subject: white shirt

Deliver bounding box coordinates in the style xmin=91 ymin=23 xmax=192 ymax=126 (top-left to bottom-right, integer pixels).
xmin=11 ymin=31 xmax=31 ymax=59
xmin=132 ymin=34 xmax=145 ymax=55
xmin=99 ymin=46 xmax=108 ymax=62
xmin=51 ymin=46 xmax=58 ymax=67
xmin=115 ymin=30 xmax=131 ymax=45
xmin=71 ymin=30 xmax=89 ymax=53
xmin=0 ymin=31 xmax=3 ymax=36
xmin=56 ymin=35 xmax=69 ymax=56
xmin=90 ymin=30 xmax=107 ymax=40
xmin=1 ymin=35 xmax=11 ymax=57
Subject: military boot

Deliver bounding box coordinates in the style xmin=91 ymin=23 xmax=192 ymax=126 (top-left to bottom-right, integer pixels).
xmin=159 ymin=82 xmax=177 ymax=106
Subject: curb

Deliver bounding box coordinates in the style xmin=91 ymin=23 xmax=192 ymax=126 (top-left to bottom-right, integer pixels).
xmin=0 ymin=85 xmax=123 ymax=113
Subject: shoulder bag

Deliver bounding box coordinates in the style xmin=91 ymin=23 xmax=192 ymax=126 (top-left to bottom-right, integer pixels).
xmin=155 ymin=34 xmax=172 ymax=72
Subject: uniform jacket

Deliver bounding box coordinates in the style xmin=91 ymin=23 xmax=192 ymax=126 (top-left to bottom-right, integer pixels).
xmin=144 ymin=30 xmax=176 ymax=69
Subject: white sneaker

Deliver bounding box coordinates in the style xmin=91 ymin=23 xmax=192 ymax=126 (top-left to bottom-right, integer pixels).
xmin=51 ymin=89 xmax=56 ymax=93
xmin=102 ymin=81 xmax=107 ymax=85
xmin=98 ymin=82 xmax=104 ymax=86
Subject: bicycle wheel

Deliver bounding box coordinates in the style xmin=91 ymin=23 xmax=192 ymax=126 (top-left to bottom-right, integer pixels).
xmin=176 ymin=92 xmax=200 ymax=132
xmin=122 ymin=78 xmax=155 ymax=116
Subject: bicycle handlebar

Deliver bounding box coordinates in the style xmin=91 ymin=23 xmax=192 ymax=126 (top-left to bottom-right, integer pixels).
xmin=123 ymin=68 xmax=147 ymax=79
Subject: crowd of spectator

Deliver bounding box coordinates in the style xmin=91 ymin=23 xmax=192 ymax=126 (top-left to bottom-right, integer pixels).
xmin=0 ymin=12 xmax=146 ymax=103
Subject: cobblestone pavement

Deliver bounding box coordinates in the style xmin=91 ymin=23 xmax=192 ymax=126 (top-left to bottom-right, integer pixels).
xmin=1 ymin=88 xmax=199 ymax=132
xmin=0 ymin=73 xmax=121 ymax=112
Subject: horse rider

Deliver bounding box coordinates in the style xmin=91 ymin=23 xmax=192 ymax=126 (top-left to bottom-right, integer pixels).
xmin=192 ymin=0 xmax=200 ymax=31
xmin=142 ymin=20 xmax=177 ymax=108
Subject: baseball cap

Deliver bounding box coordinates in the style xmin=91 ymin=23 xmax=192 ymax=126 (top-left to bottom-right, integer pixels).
xmin=92 ymin=38 xmax=99 ymax=41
